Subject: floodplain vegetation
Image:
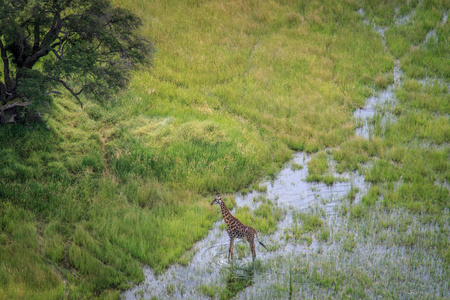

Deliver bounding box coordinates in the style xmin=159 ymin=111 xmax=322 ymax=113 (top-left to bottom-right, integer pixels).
xmin=0 ymin=0 xmax=448 ymax=299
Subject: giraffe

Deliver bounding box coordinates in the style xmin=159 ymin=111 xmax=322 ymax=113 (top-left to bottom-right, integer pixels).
xmin=211 ymin=195 xmax=267 ymax=262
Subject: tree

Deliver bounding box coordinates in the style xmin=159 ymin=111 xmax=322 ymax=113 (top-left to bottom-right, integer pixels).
xmin=0 ymin=0 xmax=153 ymax=123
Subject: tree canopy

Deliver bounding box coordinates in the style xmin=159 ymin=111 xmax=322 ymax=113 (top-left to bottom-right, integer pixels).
xmin=0 ymin=0 xmax=153 ymax=123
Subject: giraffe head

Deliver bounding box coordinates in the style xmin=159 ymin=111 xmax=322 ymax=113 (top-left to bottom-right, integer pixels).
xmin=211 ymin=196 xmax=223 ymax=206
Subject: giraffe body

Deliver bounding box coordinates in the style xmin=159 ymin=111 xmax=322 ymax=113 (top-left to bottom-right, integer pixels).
xmin=211 ymin=196 xmax=267 ymax=261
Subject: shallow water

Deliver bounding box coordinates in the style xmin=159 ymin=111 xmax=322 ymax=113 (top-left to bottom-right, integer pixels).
xmin=354 ymin=59 xmax=400 ymax=139
xmin=122 ymin=163 xmax=449 ymax=299
xmin=264 ymin=152 xmax=367 ymax=213
xmin=122 ymin=151 xmax=370 ymax=299
xmin=354 ymin=9 xmax=403 ymax=139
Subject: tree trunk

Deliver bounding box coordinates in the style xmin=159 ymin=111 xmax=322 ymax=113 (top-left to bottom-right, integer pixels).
xmin=0 ymin=102 xmax=31 ymax=124
xmin=0 ymin=39 xmax=17 ymax=105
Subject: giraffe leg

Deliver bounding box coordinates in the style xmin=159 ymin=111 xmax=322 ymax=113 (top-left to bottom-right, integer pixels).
xmin=228 ymin=237 xmax=235 ymax=261
xmin=248 ymin=236 xmax=256 ymax=262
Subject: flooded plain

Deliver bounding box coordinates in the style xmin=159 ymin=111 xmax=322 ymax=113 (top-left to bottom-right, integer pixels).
xmin=123 ymin=7 xmax=449 ymax=300
xmin=122 ymin=151 xmax=371 ymax=299
xmin=123 ymin=150 xmax=448 ymax=299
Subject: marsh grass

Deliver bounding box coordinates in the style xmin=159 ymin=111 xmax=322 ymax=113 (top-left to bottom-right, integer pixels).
xmin=233 ymin=202 xmax=285 ymax=235
xmin=112 ymin=0 xmax=392 ymax=152
xmin=305 ymin=152 xmax=339 ymax=185
xmin=198 ymin=262 xmax=261 ymax=300
xmin=1 ymin=0 xmax=448 ymax=298
xmin=364 ymin=0 xmax=449 ymax=78
xmin=291 ymin=163 xmax=304 ymax=171
xmin=249 ymin=192 xmax=449 ymax=298
xmin=334 ymin=0 xmax=449 ymax=216
xmin=284 ymin=208 xmax=327 ymax=245
xmin=359 ymin=79 xmax=449 ymax=216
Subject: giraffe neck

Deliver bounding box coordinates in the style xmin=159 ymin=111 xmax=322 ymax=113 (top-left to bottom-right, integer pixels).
xmin=220 ymin=202 xmax=236 ymax=226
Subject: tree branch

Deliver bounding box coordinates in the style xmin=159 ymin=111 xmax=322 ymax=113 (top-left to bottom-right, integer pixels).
xmin=0 ymin=82 xmax=6 ymax=105
xmin=50 ymin=33 xmax=70 ymax=59
xmin=0 ymin=102 xmax=31 ymax=124
xmin=32 ymin=18 xmax=41 ymax=53
xmin=0 ymin=101 xmax=31 ymax=111
xmin=51 ymin=48 xmax=62 ymax=60
xmin=55 ymin=79 xmax=84 ymax=108
xmin=23 ymin=14 xmax=63 ymax=69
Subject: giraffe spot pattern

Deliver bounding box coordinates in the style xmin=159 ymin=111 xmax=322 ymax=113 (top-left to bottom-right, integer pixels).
xmin=212 ymin=196 xmax=262 ymax=261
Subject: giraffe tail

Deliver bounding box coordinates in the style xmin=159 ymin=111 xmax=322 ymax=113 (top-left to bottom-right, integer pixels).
xmin=256 ymin=233 xmax=268 ymax=250
xmin=258 ymin=241 xmax=268 ymax=250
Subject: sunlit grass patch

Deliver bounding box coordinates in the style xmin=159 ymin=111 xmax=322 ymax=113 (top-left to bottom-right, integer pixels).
xmin=383 ymin=181 xmax=449 ymax=214
xmin=362 ymin=0 xmax=449 ymax=79
xmin=397 ymin=15 xmax=448 ymax=78
xmin=362 ymin=144 xmax=449 ymax=215
xmin=388 ymin=110 xmax=450 ymax=144
xmin=305 ymin=152 xmax=341 ymax=185
xmin=333 ymin=136 xmax=382 ymax=172
xmin=234 ymin=203 xmax=285 ymax=235
xmin=88 ymin=191 xmax=217 ymax=274
xmin=386 ymin=26 xmax=411 ymax=58
xmin=106 ymin=114 xmax=274 ymax=193
xmin=397 ymin=79 xmax=450 ymax=114
xmin=115 ymin=0 xmax=392 ymax=152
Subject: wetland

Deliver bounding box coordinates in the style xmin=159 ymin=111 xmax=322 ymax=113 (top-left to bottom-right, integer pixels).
xmin=124 ymin=4 xmax=449 ymax=298
xmin=1 ymin=1 xmax=448 ymax=299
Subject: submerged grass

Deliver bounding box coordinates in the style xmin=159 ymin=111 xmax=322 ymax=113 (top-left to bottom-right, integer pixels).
xmin=284 ymin=207 xmax=327 ymax=245
xmin=198 ymin=262 xmax=264 ymax=300
xmin=0 ymin=0 xmax=448 ymax=298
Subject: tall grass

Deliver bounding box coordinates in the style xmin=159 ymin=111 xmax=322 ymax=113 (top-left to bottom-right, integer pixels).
xmin=112 ymin=0 xmax=391 ymax=151
xmin=1 ymin=0 xmax=447 ymax=298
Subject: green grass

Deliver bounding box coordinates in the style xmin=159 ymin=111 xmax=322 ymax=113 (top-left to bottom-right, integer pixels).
xmin=364 ymin=0 xmax=449 ymax=78
xmin=232 ymin=202 xmax=285 ymax=235
xmin=331 ymin=0 xmax=449 ymax=285
xmin=1 ymin=0 xmax=449 ymax=298
xmin=284 ymin=209 xmax=327 ymax=245
xmin=306 ymin=151 xmax=344 ymax=185
xmin=199 ymin=263 xmax=261 ymax=300
xmin=333 ymin=0 xmax=449 ymax=216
